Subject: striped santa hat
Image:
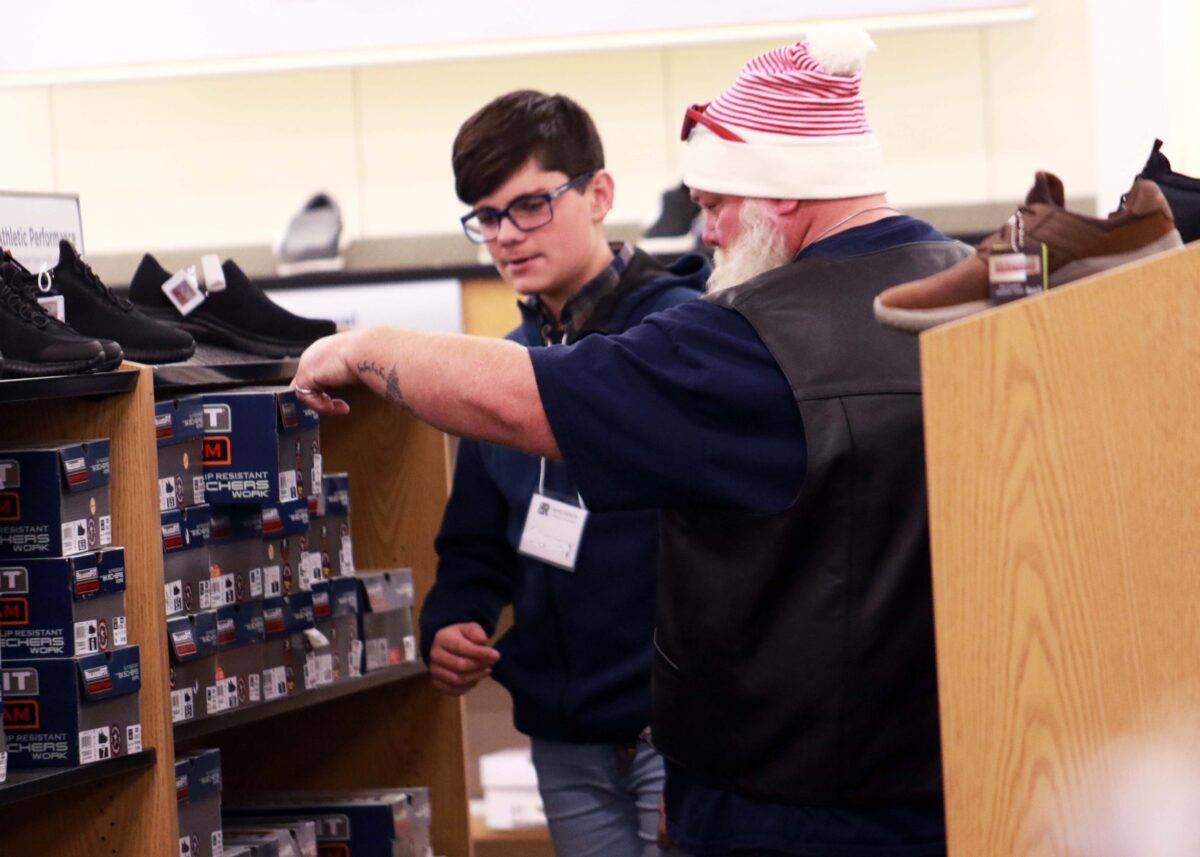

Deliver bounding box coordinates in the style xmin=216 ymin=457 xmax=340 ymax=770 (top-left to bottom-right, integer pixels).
xmin=681 ymin=24 xmax=886 ymax=200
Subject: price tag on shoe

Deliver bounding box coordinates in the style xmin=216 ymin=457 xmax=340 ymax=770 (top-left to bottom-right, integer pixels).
xmin=161 ymin=266 xmax=207 ymax=316
xmin=988 ymin=241 xmax=1049 ymax=304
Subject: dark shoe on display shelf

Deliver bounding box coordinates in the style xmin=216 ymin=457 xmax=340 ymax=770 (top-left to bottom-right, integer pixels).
xmin=276 ymin=192 xmax=345 ymax=276
xmin=0 ymin=269 xmax=108 ymax=378
xmin=874 ymin=172 xmax=1183 ymax=334
xmin=638 ymin=183 xmax=703 ymax=255
xmin=11 ymin=240 xmax=195 ymax=365
xmin=1139 ymin=139 xmax=1200 ymax=243
xmin=129 ymin=254 xmax=337 ymax=358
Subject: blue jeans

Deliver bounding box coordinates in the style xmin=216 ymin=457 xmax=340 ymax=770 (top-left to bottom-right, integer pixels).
xmin=531 ymin=737 xmax=685 ymax=857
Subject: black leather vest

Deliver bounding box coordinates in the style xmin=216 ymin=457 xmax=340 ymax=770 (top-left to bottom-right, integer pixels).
xmin=653 ymin=240 xmax=970 ymax=805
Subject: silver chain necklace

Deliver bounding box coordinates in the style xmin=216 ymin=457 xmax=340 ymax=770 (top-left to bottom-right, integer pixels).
xmin=807 ymin=205 xmax=899 ymax=247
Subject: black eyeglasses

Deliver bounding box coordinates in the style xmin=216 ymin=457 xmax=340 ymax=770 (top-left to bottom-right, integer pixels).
xmin=460 ymin=172 xmax=595 ymax=243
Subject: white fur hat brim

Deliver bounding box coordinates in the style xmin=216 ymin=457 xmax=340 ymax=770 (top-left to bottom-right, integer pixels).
xmin=682 ymin=124 xmax=887 ymax=200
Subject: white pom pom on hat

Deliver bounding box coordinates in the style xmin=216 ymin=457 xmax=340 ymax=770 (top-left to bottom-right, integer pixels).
xmin=680 ymin=24 xmax=887 ymax=201
xmin=801 ymin=23 xmax=878 ymax=77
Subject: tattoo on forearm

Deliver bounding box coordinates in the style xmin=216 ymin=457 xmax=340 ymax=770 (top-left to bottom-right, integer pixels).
xmin=357 ymin=360 xmax=406 ymax=406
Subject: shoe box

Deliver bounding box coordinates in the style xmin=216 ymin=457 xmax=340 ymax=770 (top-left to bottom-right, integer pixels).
xmin=200 ymin=389 xmax=321 ymax=507
xmin=312 ymin=578 xmax=361 ymax=682
xmin=317 ymin=473 xmax=355 ymax=578
xmin=168 ymin=609 xmax=218 ymax=724
xmin=156 ymin=396 xmax=207 ymax=513
xmin=215 ymin=601 xmax=264 ymax=713
xmin=0 ymin=548 xmax=127 ymax=659
xmin=223 ymin=820 xmax=317 ymax=857
xmin=356 ymin=570 xmax=417 ymax=673
xmin=260 ymin=596 xmax=302 ymax=703
xmin=226 ymin=788 xmax=432 ymax=857
xmin=209 ymin=506 xmax=272 ymax=606
xmin=0 ymin=440 xmax=112 ymax=559
xmin=253 ymin=501 xmax=317 ymax=595
xmin=2 ymin=644 xmax=142 ymax=768
xmin=162 ymin=504 xmax=213 ymax=616
xmin=285 ymin=591 xmax=333 ymax=692
xmin=176 ymin=748 xmax=223 ymax=857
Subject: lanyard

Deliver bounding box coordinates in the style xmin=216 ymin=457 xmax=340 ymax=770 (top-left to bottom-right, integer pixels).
xmin=537 ymin=456 xmax=587 ymax=511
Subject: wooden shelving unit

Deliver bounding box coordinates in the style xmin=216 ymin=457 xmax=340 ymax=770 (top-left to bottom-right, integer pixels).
xmin=0 ymin=364 xmax=472 ymax=856
xmin=922 ymin=242 xmax=1200 ymax=855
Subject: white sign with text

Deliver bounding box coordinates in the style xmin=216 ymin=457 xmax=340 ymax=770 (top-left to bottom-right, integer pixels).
xmin=0 ymin=192 xmax=83 ymax=272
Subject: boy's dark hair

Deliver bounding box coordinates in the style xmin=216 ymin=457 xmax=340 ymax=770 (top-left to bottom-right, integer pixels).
xmin=452 ymin=90 xmax=605 ymax=205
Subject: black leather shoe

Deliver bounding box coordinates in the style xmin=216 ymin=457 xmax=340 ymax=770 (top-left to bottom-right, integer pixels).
xmin=0 ymin=266 xmax=107 ymax=377
xmin=129 ymin=255 xmax=336 ymax=358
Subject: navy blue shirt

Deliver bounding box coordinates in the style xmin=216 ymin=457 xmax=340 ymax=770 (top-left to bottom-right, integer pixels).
xmin=529 ymin=216 xmax=951 ymax=856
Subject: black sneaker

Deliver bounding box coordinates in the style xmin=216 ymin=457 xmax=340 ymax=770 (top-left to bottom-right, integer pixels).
xmin=1 ymin=249 xmax=125 ymax=371
xmin=36 ymin=241 xmax=195 ymax=364
xmin=129 ymin=255 xmax=336 ymax=358
xmin=1139 ymin=139 xmax=1200 ymax=243
xmin=638 ymin=183 xmax=702 ymax=255
xmin=0 ymin=265 xmax=107 ymax=378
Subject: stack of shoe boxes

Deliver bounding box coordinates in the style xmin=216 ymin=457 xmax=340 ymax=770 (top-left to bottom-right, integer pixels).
xmin=0 ymin=440 xmax=144 ymax=769
xmin=176 ymin=747 xmax=224 ymax=857
xmin=157 ymin=396 xmax=219 ymax=724
xmin=226 ymin=788 xmax=434 ymax=857
xmin=356 ymin=569 xmax=418 ymax=673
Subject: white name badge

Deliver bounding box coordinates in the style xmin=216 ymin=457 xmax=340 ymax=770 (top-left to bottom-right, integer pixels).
xmin=518 ymin=492 xmax=588 ymax=571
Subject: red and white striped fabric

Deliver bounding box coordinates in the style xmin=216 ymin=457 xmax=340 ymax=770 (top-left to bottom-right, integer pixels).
xmin=682 ymin=25 xmax=887 ymax=201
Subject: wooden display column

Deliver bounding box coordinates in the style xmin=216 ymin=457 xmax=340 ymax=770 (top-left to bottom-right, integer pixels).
xmin=921 ymin=242 xmax=1200 ymax=855
xmin=0 ymin=365 xmax=178 ymax=855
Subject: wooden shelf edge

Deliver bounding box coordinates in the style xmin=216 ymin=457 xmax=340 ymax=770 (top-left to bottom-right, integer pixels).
xmin=0 ymin=367 xmax=138 ymax=404
xmin=0 ymin=749 xmax=157 ymax=809
xmin=174 ymin=662 xmax=427 ymax=743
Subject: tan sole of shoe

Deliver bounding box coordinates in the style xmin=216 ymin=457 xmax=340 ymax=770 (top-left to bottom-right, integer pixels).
xmin=873 ymin=295 xmax=990 ymax=334
xmin=1050 ymin=229 xmax=1184 ymax=285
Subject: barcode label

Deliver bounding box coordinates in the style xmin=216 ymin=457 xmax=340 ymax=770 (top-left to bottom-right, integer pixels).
xmin=178 ymin=836 xmax=190 ymax=857
xmin=279 ymin=470 xmax=299 ymax=503
xmin=299 ymin=551 xmax=322 ymax=590
xmin=193 ymin=475 xmax=206 ymax=505
xmin=248 ymin=672 xmax=261 ymax=703
xmin=340 ymin=536 xmax=355 ymax=575
xmin=159 ymin=476 xmax=178 ymax=511
xmin=311 ymin=454 xmax=323 ymax=495
xmin=78 ymin=727 xmax=110 ymax=765
xmin=215 ymin=573 xmax=236 ymax=607
xmin=165 ymin=581 xmax=184 ymax=616
xmin=126 ymin=724 xmax=142 ymax=753
xmin=262 ymin=665 xmax=288 ymax=700
xmin=403 ymin=635 xmax=417 ymax=663
xmin=317 ymin=653 xmax=334 ymax=686
xmin=248 ymin=567 xmax=263 ymax=598
xmin=171 ymin=687 xmax=195 ymax=723
xmin=99 ymin=515 xmax=112 ymax=547
xmin=61 ymin=519 xmax=88 ymax=556
xmin=0 ymin=751 xmax=7 ymax=783
xmin=365 ymin=637 xmax=388 ymax=671
xmin=349 ymin=639 xmax=363 ymax=677
xmin=205 ymin=684 xmax=222 ymax=715
xmin=74 ymin=619 xmax=98 ymax=654
xmin=212 ymin=830 xmax=223 ymax=857
xmin=112 ymin=616 xmax=128 ymax=647
xmin=262 ymin=565 xmax=282 ymax=597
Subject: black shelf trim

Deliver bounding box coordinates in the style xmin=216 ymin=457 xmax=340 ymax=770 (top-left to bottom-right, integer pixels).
xmin=0 ymin=748 xmax=156 ymax=809
xmin=0 ymin=368 xmax=139 ymax=405
xmin=174 ymin=661 xmax=425 ymax=743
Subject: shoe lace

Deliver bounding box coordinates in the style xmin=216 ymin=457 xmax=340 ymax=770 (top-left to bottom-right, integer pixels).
xmin=0 ymin=281 xmax=49 ymax=328
xmin=66 ymin=252 xmax=133 ymax=311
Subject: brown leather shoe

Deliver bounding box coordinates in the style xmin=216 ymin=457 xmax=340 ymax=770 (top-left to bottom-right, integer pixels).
xmin=874 ymin=172 xmax=1183 ymax=333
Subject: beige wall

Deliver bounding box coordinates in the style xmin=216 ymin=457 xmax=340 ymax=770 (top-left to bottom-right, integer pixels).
xmin=0 ymin=0 xmax=1179 ymax=257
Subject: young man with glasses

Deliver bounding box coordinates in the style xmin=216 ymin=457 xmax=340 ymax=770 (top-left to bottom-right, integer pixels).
xmin=419 ymin=89 xmax=709 ymax=856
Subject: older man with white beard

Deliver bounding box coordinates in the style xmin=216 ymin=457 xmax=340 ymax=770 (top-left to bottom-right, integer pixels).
xmin=293 ymin=25 xmax=967 ymax=856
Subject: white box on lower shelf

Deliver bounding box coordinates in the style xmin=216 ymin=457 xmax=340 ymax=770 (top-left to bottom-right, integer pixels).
xmin=479 ymin=747 xmax=545 ymax=830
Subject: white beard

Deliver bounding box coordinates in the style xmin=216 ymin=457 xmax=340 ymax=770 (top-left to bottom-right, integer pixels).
xmin=706 ymin=199 xmax=793 ymax=294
